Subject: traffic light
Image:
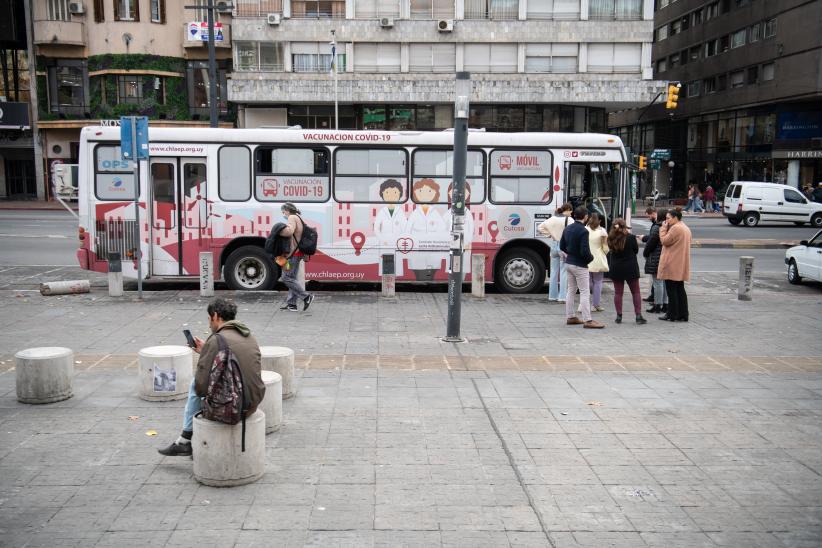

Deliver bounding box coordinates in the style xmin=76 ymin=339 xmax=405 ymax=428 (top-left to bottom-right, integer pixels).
xmin=665 ymin=83 xmax=681 ymax=109
xmin=638 ymin=155 xmax=647 ymax=170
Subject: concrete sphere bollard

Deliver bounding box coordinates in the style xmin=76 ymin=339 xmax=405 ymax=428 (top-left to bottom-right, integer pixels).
xmin=260 ymin=371 xmax=283 ymax=434
xmin=260 ymin=346 xmax=296 ymax=399
xmin=137 ymin=345 xmax=193 ymax=401
xmin=192 ymin=410 xmax=265 ymax=487
xmin=15 ymin=347 xmax=74 ymax=404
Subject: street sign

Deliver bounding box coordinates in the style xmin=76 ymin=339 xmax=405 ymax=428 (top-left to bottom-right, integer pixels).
xmin=120 ymin=116 xmax=149 ymax=160
xmin=649 ymin=159 xmax=661 ymax=170
xmin=650 ymin=149 xmax=671 ymax=160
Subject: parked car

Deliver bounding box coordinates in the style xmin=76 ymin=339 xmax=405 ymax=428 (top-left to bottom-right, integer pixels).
xmin=723 ymin=181 xmax=822 ymax=227
xmin=786 ymin=229 xmax=822 ymax=284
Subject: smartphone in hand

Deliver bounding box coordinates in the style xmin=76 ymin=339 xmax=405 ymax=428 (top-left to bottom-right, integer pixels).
xmin=183 ymin=329 xmax=196 ymax=348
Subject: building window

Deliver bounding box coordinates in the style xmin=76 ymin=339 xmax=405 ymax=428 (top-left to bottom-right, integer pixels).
xmin=655 ymin=25 xmax=668 ymax=42
xmin=523 ymin=0 xmax=580 ymax=20
xmin=670 ymin=18 xmax=681 ymax=35
xmin=48 ymin=60 xmax=87 ymax=116
xmin=236 ymin=42 xmax=285 ymax=72
xmin=588 ymin=43 xmax=641 ymax=73
xmin=409 ymin=44 xmax=456 ymax=73
xmin=464 ymin=0 xmax=519 ymax=20
xmin=48 ymin=0 xmax=72 ymax=20
xmin=731 ymin=29 xmax=746 ymax=49
xmin=354 ymin=43 xmax=400 ymax=72
xmin=293 ymin=42 xmax=345 ymax=72
xmin=656 ymin=58 xmax=667 ymax=73
xmin=524 ymin=44 xmax=578 ymax=73
xmin=764 ymin=18 xmax=776 ymax=38
xmin=703 ymin=77 xmax=716 ymax=94
xmin=680 ymin=49 xmax=689 ymax=66
xmin=687 ymin=81 xmax=700 ymax=97
xmin=747 ymin=66 xmax=758 ymax=84
xmin=762 ymin=62 xmax=774 ymax=81
xmin=234 ymin=0 xmax=284 ymax=16
xmin=116 ymin=75 xmax=143 ymax=104
xmin=94 ymin=0 xmax=105 ymax=21
xmin=705 ymin=1 xmax=718 ymax=20
xmin=150 ymin=0 xmax=165 ymax=23
xmin=355 ymin=0 xmax=400 ymax=18
xmin=691 ymin=8 xmax=702 ymax=26
xmin=719 ymin=35 xmax=730 ymax=53
xmin=668 ymin=52 xmax=680 ymax=68
xmin=291 ymin=0 xmax=346 ymax=18
xmin=410 ymin=0 xmax=454 ymax=19
xmin=114 ymin=0 xmax=139 ymax=21
xmin=589 ymin=0 xmax=642 ymax=21
xmin=716 ymin=74 xmax=727 ymax=91
xmin=187 ymin=61 xmax=228 ymax=116
xmin=749 ymin=22 xmax=760 ymax=42
xmin=464 ymin=44 xmax=517 ymax=73
xmin=730 ymin=70 xmax=744 ymax=88
xmin=689 ymin=46 xmax=700 ymax=62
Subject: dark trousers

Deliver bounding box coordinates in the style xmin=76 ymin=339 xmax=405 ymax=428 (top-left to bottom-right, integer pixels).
xmin=664 ymin=280 xmax=688 ymax=320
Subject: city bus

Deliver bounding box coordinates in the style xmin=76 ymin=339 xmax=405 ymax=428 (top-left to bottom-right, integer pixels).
xmin=76 ymin=127 xmax=631 ymax=293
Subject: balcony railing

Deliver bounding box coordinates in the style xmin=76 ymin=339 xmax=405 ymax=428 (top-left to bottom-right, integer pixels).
xmin=233 ymin=0 xmax=283 ymax=16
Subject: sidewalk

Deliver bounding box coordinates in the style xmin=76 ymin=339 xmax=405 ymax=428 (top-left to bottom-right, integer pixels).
xmin=0 ymin=199 xmax=77 ymax=211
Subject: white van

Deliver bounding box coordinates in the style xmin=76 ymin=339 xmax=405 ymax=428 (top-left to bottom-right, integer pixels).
xmin=723 ymin=181 xmax=822 ymax=227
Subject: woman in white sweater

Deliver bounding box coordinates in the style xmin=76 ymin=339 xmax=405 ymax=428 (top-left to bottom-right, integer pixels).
xmin=586 ymin=212 xmax=609 ymax=312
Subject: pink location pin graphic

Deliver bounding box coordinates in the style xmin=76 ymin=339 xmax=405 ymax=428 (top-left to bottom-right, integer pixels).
xmin=488 ymin=221 xmax=499 ymax=243
xmin=350 ymin=232 xmax=365 ymax=256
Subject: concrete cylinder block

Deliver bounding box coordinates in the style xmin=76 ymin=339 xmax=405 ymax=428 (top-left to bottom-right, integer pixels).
xmin=138 ymin=345 xmax=193 ymax=401
xmin=192 ymin=410 xmax=265 ymax=487
xmin=15 ymin=347 xmax=74 ymax=404
xmin=260 ymin=346 xmax=296 ymax=399
xmin=260 ymin=370 xmax=283 ymax=434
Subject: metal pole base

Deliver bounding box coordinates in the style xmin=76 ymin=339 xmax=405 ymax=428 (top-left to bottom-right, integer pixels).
xmin=441 ymin=336 xmax=466 ymax=343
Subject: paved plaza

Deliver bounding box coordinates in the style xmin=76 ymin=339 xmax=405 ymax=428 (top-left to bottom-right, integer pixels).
xmin=0 ymin=270 xmax=821 ymax=547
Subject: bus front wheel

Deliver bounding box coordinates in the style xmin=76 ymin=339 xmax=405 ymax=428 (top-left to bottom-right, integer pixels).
xmin=495 ymin=248 xmax=545 ymax=294
xmin=224 ymin=246 xmax=277 ymax=291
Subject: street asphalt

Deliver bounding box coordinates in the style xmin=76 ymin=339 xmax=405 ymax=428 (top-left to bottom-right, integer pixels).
xmin=0 ymin=266 xmax=821 ymax=547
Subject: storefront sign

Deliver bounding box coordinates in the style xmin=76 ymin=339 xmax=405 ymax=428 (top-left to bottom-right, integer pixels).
xmin=773 ymin=150 xmax=822 ymax=159
xmin=0 ymin=102 xmax=30 ymax=129
xmin=777 ymin=111 xmax=822 ymax=140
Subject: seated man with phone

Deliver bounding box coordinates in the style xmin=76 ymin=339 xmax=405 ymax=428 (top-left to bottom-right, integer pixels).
xmin=158 ymin=297 xmax=265 ymax=456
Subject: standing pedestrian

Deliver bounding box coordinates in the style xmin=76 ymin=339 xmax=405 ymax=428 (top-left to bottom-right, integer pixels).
xmin=586 ymin=212 xmax=609 ymax=312
xmin=642 ymin=208 xmax=668 ymax=315
xmin=683 ymin=185 xmax=696 ymax=213
xmin=559 ymin=206 xmax=604 ymax=329
xmin=606 ymin=219 xmax=646 ymax=324
xmin=657 ymin=209 xmax=692 ymax=322
xmin=703 ymin=185 xmax=716 ymax=212
xmin=279 ymin=202 xmax=315 ymax=312
xmin=537 ymin=203 xmax=572 ymax=302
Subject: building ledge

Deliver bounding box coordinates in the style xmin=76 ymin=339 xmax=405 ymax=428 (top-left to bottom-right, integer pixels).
xmin=36 ymin=120 xmax=234 ymax=130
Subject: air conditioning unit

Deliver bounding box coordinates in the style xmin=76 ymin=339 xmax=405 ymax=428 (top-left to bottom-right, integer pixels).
xmin=380 ymin=17 xmax=394 ymax=28
xmin=69 ymin=1 xmax=85 ymax=14
xmin=437 ymin=19 xmax=453 ymax=32
xmin=215 ymin=0 xmax=232 ymax=13
xmin=267 ymin=13 xmax=281 ymax=25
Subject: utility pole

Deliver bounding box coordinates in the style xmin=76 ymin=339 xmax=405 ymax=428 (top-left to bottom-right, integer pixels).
xmin=331 ymin=29 xmax=338 ymax=130
xmin=184 ymin=2 xmax=232 ymax=128
xmin=24 ymin=0 xmax=45 ymax=200
xmin=444 ymin=72 xmax=471 ymax=343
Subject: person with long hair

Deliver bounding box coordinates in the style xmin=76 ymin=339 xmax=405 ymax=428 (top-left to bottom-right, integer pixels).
xmin=537 ymin=202 xmax=573 ymax=302
xmin=278 ymin=202 xmax=314 ymax=311
xmin=586 ymin=212 xmax=609 ymax=312
xmin=657 ymin=208 xmax=692 ymax=321
xmin=606 ymin=218 xmax=646 ymax=324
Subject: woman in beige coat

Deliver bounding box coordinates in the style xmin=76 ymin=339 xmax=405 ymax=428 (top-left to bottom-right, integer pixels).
xmin=657 ymin=209 xmax=692 ymax=322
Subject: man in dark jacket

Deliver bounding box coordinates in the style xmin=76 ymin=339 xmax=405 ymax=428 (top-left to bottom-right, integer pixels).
xmin=159 ymin=297 xmax=265 ymax=456
xmin=560 ymin=206 xmax=604 ymax=329
xmin=642 ymin=207 xmax=668 ymax=314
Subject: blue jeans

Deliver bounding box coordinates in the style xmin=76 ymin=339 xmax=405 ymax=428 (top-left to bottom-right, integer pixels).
xmin=183 ymin=379 xmax=202 ymax=433
xmin=652 ymin=275 xmax=668 ymax=306
xmin=282 ymin=255 xmax=309 ymax=306
xmin=548 ymin=240 xmax=567 ymax=301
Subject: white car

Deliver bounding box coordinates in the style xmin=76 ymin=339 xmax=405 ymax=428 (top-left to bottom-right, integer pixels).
xmin=786 ymin=229 xmax=822 ymax=284
xmin=723 ymin=181 xmax=822 ymax=227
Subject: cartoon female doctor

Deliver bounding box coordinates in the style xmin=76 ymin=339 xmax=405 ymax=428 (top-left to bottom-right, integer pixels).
xmin=373 ymin=179 xmax=407 ymax=276
xmin=443 ymin=181 xmax=475 ymax=275
xmin=406 ymin=178 xmax=446 ymax=280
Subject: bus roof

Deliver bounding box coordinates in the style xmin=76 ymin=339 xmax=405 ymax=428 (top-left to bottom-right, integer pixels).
xmin=81 ymin=126 xmax=625 ymax=152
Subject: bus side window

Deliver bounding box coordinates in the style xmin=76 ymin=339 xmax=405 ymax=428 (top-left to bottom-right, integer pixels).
xmin=334 ymin=148 xmax=408 ymax=203
xmin=255 ymin=147 xmax=330 ymax=203
xmin=488 ymin=149 xmax=553 ymax=204
xmin=411 ymin=149 xmax=486 ymax=204
xmin=218 ymin=146 xmax=251 ymax=201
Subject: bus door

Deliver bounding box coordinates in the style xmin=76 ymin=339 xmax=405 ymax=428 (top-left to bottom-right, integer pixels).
xmin=149 ymin=157 xmax=209 ymax=276
xmin=565 ymin=162 xmax=619 ymax=227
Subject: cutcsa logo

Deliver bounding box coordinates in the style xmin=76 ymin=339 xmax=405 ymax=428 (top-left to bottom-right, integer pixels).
xmin=502 ymin=209 xmax=527 ymax=233
xmin=508 ymin=213 xmax=521 ymax=226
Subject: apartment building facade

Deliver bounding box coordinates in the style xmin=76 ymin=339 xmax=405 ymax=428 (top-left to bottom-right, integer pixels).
xmin=610 ymin=0 xmax=822 ymax=198
xmin=29 ymin=0 xmax=234 ymax=200
xmin=229 ymin=0 xmax=665 ymax=132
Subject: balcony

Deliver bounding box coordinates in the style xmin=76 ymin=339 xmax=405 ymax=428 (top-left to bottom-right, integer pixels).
xmin=33 ymin=20 xmax=85 ymax=47
xmin=183 ymin=23 xmax=232 ymax=49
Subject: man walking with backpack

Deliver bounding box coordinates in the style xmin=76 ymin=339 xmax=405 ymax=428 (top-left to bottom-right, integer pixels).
xmin=158 ymin=298 xmax=265 ymax=456
xmin=279 ymin=202 xmax=315 ymax=312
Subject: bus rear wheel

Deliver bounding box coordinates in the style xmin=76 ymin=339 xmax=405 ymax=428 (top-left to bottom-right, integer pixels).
xmin=495 ymin=248 xmax=545 ymax=294
xmin=224 ymin=246 xmax=277 ymax=291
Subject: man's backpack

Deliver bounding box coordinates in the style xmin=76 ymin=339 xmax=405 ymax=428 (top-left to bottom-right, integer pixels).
xmin=296 ymin=215 xmax=318 ymax=256
xmin=201 ymin=334 xmax=250 ymax=451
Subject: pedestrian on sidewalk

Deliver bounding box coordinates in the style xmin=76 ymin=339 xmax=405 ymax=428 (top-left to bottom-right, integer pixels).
xmin=158 ymin=298 xmax=265 ymax=456
xmin=657 ymin=209 xmax=692 ymax=322
xmin=586 ymin=212 xmax=609 ymax=312
xmin=703 ymin=185 xmax=716 ymax=212
xmin=278 ymin=202 xmax=315 ymax=312
xmin=537 ymin=202 xmax=572 ymax=303
xmin=560 ymin=206 xmax=604 ymax=329
xmin=606 ymin=219 xmax=646 ymax=325
xmin=642 ymin=207 xmax=668 ymax=315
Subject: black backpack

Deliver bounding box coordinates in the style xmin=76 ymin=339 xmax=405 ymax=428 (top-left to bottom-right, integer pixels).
xmin=295 ymin=215 xmax=318 ymax=256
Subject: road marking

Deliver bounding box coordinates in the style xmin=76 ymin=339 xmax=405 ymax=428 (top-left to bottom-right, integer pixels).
xmin=0 ymin=233 xmax=69 ymax=239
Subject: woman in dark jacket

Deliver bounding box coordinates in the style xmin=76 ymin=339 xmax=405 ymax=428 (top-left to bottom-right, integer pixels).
xmin=642 ymin=208 xmax=667 ymax=314
xmin=607 ymin=218 xmax=646 ymax=325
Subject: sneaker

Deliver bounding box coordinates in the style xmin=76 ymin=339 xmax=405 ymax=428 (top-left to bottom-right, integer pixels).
xmin=548 ymin=298 xmax=558 ymax=302
xmin=636 ymin=316 xmax=648 ymax=325
xmin=279 ymin=304 xmax=291 ymax=310
xmin=158 ymin=442 xmax=192 ymax=457
xmin=584 ymin=320 xmax=605 ymax=329
xmin=303 ymin=294 xmax=315 ymax=311
xmin=286 ymin=304 xmax=298 ymax=312
xmin=558 ymin=299 xmax=566 ymax=303
xmin=566 ymin=317 xmax=584 ymax=325
xmin=593 ymin=306 xmax=605 ymax=312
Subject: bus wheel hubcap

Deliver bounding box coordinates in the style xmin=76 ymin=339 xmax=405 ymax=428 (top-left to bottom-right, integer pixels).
xmin=236 ymin=258 xmax=265 ymax=288
xmin=504 ymin=258 xmax=534 ymax=288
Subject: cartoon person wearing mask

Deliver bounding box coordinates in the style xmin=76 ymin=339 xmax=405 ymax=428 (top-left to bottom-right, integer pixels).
xmin=406 ymin=178 xmax=445 ymax=280
xmin=373 ymin=179 xmax=407 ymax=276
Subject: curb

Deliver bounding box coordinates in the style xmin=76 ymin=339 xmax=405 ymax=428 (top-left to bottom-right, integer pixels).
xmin=692 ymin=240 xmax=797 ymax=249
